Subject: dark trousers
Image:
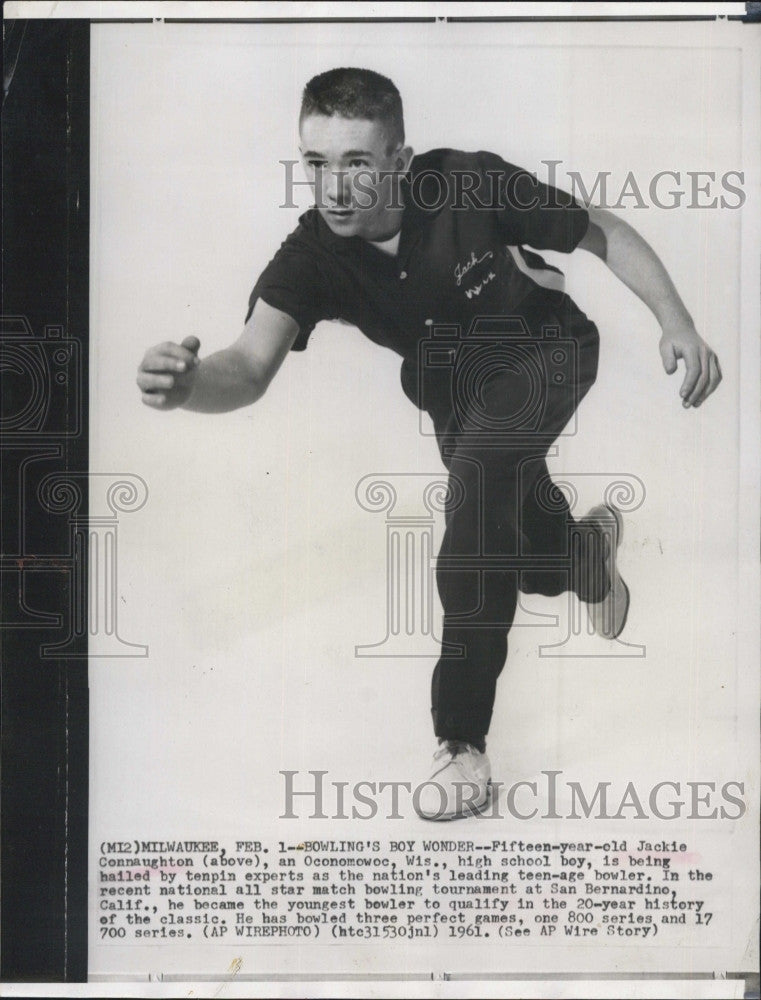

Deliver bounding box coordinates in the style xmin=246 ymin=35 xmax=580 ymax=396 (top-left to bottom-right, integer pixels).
xmin=425 ymin=296 xmax=606 ymax=746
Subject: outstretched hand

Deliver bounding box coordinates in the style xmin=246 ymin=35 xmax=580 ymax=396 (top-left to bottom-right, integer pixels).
xmin=659 ymin=324 xmax=722 ymax=408
xmin=137 ymin=335 xmax=201 ymax=409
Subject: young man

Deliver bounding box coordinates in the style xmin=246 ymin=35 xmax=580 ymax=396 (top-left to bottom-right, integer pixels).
xmin=137 ymin=68 xmax=721 ymax=821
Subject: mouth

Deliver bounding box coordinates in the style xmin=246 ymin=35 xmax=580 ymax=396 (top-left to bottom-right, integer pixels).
xmin=326 ymin=207 xmax=356 ymax=219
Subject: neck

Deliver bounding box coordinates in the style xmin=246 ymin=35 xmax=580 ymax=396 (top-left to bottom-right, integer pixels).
xmin=366 ymin=206 xmax=405 ymax=243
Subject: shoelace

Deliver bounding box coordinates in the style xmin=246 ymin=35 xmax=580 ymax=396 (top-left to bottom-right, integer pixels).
xmin=434 ymin=739 xmax=476 ymax=761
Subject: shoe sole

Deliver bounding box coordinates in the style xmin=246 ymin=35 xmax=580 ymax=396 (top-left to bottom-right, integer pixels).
xmin=585 ymin=503 xmax=630 ymax=640
xmin=415 ymin=780 xmax=493 ymax=822
xmin=615 ymin=578 xmax=631 ymax=639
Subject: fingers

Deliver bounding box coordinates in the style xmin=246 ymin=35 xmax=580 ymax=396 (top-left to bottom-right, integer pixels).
xmin=691 ymin=353 xmax=723 ymax=408
xmin=140 ymin=391 xmax=168 ymax=408
xmin=137 ymin=339 xmax=201 ymax=409
xmin=138 ymin=371 xmax=174 ymax=407
xmin=681 ymin=348 xmax=723 ymax=408
xmin=136 ymin=370 xmax=176 ymax=392
xmin=140 ymin=341 xmax=200 ymax=373
xmin=663 ymin=330 xmax=723 ymax=409
xmin=678 ymin=346 xmax=702 ymax=404
xmin=180 ymin=335 xmax=201 ymax=355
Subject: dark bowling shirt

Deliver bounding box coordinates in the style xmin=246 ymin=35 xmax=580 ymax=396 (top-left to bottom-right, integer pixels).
xmin=246 ymin=148 xmax=599 ymax=412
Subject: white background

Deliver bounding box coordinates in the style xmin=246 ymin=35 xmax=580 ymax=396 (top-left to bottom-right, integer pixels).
xmin=88 ymin=17 xmax=759 ymax=983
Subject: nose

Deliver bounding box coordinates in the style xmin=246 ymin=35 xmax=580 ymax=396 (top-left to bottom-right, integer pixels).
xmin=324 ymin=169 xmax=351 ymax=207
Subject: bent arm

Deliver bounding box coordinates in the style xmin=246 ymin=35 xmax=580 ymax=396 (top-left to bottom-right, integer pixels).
xmin=577 ymin=206 xmax=721 ymax=407
xmin=183 ymin=299 xmax=300 ymax=413
xmin=578 ymin=206 xmax=692 ymax=329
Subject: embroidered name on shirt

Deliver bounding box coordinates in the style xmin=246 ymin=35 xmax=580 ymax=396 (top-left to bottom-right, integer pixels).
xmin=454 ymin=249 xmax=494 ymax=287
xmin=464 ymin=271 xmax=497 ymax=298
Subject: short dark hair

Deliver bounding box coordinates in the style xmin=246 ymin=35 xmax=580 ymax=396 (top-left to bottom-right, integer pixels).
xmin=300 ymin=68 xmax=405 ymax=149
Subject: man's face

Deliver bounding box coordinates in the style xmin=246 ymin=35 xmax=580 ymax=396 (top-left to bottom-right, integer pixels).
xmin=299 ymin=114 xmax=411 ymax=240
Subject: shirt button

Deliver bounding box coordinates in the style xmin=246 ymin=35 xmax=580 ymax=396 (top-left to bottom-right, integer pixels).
xmin=399 ymin=271 xmax=407 ymax=280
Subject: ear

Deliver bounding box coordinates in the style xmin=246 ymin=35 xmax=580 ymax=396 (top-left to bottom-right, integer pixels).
xmin=395 ymin=145 xmax=414 ymax=172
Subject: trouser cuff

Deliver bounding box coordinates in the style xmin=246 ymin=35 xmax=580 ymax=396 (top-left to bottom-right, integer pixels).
xmin=432 ymin=708 xmax=488 ymax=753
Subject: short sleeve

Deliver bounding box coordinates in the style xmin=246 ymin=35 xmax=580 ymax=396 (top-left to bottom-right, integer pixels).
xmin=245 ymin=231 xmax=337 ymax=351
xmin=476 ymin=150 xmax=589 ymax=253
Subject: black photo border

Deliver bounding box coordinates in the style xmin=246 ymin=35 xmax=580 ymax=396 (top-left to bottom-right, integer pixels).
xmin=2 ymin=18 xmax=89 ymax=983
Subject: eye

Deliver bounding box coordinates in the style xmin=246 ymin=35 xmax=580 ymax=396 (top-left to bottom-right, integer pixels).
xmin=348 ymin=159 xmax=370 ymax=169
xmin=306 ymin=159 xmax=326 ymax=171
